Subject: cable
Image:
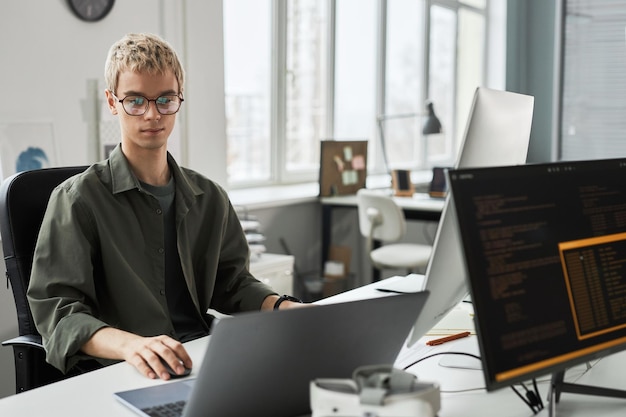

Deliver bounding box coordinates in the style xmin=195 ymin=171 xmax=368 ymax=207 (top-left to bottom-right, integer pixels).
xmin=402 ymin=351 xmax=545 ymax=414
xmin=439 ymin=387 xmax=486 ymax=394
xmin=511 ymin=385 xmax=535 ymax=412
xmin=532 ymin=378 xmax=544 ymax=410
xmin=401 ymin=351 xmax=481 ymax=371
xmin=401 ymin=351 xmax=487 ymax=393
xmin=511 ymin=380 xmax=544 ymax=414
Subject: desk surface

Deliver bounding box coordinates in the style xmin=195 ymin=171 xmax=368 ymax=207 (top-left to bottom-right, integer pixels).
xmin=0 ymin=337 xmax=209 ymax=417
xmin=1 ymin=278 xmax=626 ymax=416
xmin=321 ymin=191 xmax=445 ymax=213
xmin=323 ymin=277 xmax=626 ymax=417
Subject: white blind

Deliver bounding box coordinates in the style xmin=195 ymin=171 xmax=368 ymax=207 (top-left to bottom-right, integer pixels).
xmin=561 ymin=0 xmax=626 ymax=160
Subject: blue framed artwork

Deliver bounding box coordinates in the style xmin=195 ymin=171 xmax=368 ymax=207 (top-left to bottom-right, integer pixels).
xmin=0 ymin=122 xmax=57 ymax=181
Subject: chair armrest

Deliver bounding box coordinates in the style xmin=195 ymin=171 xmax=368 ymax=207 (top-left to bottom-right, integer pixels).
xmin=2 ymin=334 xmax=43 ymax=349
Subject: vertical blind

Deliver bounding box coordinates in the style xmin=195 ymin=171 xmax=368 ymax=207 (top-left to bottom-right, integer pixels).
xmin=561 ymin=0 xmax=626 ymax=160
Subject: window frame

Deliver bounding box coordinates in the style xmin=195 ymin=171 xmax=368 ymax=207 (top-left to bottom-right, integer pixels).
xmin=224 ymin=0 xmax=490 ymax=189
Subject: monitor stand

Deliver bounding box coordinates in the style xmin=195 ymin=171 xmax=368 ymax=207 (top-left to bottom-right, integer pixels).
xmin=548 ymin=369 xmax=626 ymax=417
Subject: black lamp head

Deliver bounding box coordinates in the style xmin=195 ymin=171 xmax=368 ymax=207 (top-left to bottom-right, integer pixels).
xmin=422 ymin=101 xmax=442 ymax=135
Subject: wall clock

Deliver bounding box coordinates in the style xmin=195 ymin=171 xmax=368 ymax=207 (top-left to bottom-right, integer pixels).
xmin=67 ymin=0 xmax=115 ymax=22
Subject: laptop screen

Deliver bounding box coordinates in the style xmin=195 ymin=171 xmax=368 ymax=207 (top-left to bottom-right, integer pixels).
xmin=449 ymin=158 xmax=626 ymax=391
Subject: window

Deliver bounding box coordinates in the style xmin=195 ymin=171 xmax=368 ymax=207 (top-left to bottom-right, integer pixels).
xmin=223 ymin=0 xmax=272 ymax=184
xmin=284 ymin=0 xmax=330 ymax=180
xmin=560 ymin=1 xmax=626 ymax=161
xmin=224 ymin=0 xmax=330 ymax=186
xmin=333 ymin=0 xmax=378 ymax=144
xmin=382 ymin=0 xmax=426 ymax=170
xmin=224 ymin=0 xmax=489 ymax=187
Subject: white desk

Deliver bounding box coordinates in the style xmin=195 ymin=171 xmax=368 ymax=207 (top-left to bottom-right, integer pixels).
xmin=320 ymin=192 xmax=445 ymax=229
xmin=322 ymin=276 xmax=626 ymax=417
xmin=1 ymin=277 xmax=625 ymax=416
xmin=0 ymin=337 xmax=209 ymax=417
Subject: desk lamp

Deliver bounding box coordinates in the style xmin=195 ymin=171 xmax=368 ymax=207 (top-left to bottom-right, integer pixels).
xmin=376 ymin=101 xmax=443 ymax=175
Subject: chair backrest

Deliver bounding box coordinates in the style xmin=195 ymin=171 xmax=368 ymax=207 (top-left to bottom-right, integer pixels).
xmin=356 ymin=188 xmax=407 ymax=243
xmin=0 ymin=166 xmax=88 ymax=337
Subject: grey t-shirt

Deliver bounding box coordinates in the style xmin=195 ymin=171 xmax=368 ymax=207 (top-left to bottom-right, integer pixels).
xmin=141 ymin=177 xmax=207 ymax=342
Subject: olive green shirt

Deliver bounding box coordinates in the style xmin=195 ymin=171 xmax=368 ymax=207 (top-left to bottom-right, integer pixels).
xmin=27 ymin=145 xmax=276 ymax=373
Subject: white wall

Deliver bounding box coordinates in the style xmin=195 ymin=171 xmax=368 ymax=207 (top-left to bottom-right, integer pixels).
xmin=0 ymin=0 xmax=227 ymax=398
xmin=0 ymin=0 xmax=227 ymax=180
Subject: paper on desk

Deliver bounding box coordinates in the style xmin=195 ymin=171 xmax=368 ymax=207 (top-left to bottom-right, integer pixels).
xmin=395 ymin=341 xmax=439 ymax=370
xmin=426 ymin=303 xmax=475 ymax=336
xmin=395 ymin=305 xmax=478 ymax=372
xmin=375 ymin=274 xmax=426 ymax=293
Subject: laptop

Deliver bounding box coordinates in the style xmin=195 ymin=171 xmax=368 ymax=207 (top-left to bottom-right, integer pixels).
xmin=114 ymin=291 xmax=429 ymax=417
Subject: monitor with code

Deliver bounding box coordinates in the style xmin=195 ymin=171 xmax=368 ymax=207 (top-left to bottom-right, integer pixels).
xmin=449 ymin=158 xmax=626 ymax=394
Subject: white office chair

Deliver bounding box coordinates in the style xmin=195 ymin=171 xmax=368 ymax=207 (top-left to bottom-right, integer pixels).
xmin=356 ymin=188 xmax=432 ymax=278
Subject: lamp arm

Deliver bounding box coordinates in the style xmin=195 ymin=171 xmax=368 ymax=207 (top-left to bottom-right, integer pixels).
xmin=377 ymin=105 xmax=442 ymax=173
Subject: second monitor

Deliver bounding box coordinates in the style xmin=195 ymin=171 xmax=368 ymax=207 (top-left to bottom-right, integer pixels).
xmin=396 ymin=86 xmax=535 ymax=347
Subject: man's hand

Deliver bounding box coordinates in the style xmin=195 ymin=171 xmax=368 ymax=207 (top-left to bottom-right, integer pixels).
xmin=81 ymin=327 xmax=192 ymax=380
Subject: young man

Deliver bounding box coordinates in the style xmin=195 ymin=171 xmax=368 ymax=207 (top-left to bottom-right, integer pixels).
xmin=27 ymin=33 xmax=302 ymax=381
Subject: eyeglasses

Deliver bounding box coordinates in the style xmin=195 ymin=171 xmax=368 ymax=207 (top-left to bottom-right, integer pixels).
xmin=112 ymin=92 xmax=184 ymax=116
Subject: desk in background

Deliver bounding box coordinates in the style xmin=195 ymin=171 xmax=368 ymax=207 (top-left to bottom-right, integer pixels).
xmin=320 ymin=191 xmax=445 ymax=281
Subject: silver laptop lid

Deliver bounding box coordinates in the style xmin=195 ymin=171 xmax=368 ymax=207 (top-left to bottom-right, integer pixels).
xmin=116 ymin=291 xmax=430 ymax=417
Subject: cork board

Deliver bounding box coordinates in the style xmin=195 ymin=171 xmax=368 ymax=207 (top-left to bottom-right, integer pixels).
xmin=319 ymin=140 xmax=368 ymax=197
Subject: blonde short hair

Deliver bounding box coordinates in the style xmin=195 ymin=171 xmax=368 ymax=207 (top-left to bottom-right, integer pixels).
xmin=104 ymin=33 xmax=185 ymax=94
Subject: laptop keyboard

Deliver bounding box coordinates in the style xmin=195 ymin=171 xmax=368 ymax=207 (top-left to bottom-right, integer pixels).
xmin=142 ymin=400 xmax=186 ymax=417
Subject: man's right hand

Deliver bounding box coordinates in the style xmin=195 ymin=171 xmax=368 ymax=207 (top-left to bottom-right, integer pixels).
xmin=81 ymin=327 xmax=193 ymax=380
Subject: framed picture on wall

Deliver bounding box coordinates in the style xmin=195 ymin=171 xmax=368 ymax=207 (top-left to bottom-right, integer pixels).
xmin=0 ymin=122 xmax=57 ymax=181
xmin=319 ymin=140 xmax=368 ymax=197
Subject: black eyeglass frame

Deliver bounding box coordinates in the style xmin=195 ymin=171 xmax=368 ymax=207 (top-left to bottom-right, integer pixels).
xmin=111 ymin=92 xmax=185 ymax=116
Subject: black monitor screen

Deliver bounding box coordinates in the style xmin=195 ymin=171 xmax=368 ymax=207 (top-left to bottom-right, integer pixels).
xmin=448 ymin=158 xmax=626 ymax=391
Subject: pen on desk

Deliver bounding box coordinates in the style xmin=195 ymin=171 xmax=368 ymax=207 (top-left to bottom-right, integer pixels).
xmin=426 ymin=331 xmax=471 ymax=346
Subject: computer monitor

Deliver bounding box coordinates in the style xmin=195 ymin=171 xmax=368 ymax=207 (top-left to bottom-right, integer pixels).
xmin=403 ymin=86 xmax=535 ymax=346
xmin=448 ymin=158 xmax=626 ymax=401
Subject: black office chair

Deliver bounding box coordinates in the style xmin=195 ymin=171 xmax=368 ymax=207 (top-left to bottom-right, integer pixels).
xmin=0 ymin=166 xmax=91 ymax=393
